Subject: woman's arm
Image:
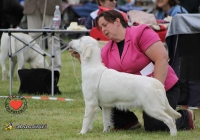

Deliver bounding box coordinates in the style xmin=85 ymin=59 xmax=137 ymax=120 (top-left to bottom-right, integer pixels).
xmin=144 ymin=41 xmax=169 ymax=84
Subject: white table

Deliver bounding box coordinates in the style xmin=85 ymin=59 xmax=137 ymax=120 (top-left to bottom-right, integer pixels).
xmin=0 ymin=29 xmax=90 ymax=96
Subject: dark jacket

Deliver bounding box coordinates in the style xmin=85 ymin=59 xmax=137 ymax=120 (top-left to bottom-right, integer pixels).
xmin=0 ymin=0 xmax=24 ymax=29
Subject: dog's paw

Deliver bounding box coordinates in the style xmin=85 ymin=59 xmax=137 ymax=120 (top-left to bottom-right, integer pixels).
xmin=170 ymin=129 xmax=177 ymax=136
xmin=170 ymin=132 xmax=177 ymax=136
xmin=79 ymin=132 xmax=86 ymax=135
xmin=78 ymin=132 xmax=85 ymax=135
xmin=103 ymin=126 xmax=111 ymax=133
xmin=2 ymin=78 xmax=7 ymax=81
xmin=80 ymin=129 xmax=88 ymax=134
xmin=2 ymin=75 xmax=7 ymax=81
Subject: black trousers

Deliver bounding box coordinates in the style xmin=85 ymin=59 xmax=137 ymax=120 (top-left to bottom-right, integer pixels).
xmin=112 ymin=108 xmax=139 ymax=129
xmin=143 ymin=82 xmax=190 ymax=131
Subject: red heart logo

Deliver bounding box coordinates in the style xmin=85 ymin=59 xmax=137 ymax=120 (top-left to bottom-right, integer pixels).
xmin=10 ymin=100 xmax=23 ymax=110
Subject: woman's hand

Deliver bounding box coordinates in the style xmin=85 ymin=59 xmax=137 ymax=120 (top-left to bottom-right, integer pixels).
xmin=69 ymin=49 xmax=81 ymax=62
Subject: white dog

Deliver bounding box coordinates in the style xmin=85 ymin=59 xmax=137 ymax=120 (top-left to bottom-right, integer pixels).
xmin=0 ymin=32 xmax=49 ymax=81
xmin=69 ymin=36 xmax=182 ymax=136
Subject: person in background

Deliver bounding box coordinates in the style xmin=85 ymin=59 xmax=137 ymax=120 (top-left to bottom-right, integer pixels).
xmin=85 ymin=0 xmax=118 ymax=29
xmin=18 ymin=0 xmax=25 ymax=6
xmin=23 ymin=0 xmax=62 ymax=72
xmin=0 ymin=0 xmax=24 ymax=38
xmin=155 ymin=0 xmax=188 ymax=20
xmin=117 ymin=0 xmax=127 ymax=5
xmin=117 ymin=0 xmax=135 ymax=6
xmin=179 ymin=0 xmax=200 ymax=13
xmin=70 ymin=10 xmax=195 ymax=131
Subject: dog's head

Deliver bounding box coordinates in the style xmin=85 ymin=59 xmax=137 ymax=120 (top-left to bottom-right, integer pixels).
xmin=69 ymin=36 xmax=99 ymax=61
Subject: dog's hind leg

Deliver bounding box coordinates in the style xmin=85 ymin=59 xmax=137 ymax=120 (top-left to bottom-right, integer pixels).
xmin=1 ymin=62 xmax=7 ymax=81
xmin=144 ymin=108 xmax=177 ymax=136
xmin=80 ymin=104 xmax=99 ymax=134
xmin=102 ymin=107 xmax=112 ymax=132
xmin=165 ymin=100 xmax=182 ymax=120
xmin=160 ymin=111 xmax=177 ymax=136
xmin=0 ymin=54 xmax=8 ymax=81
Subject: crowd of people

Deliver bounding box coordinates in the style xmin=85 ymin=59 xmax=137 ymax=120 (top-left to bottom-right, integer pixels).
xmin=1 ymin=0 xmax=200 ymax=32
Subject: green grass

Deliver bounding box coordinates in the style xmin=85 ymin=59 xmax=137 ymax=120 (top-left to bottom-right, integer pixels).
xmin=0 ymin=50 xmax=200 ymax=140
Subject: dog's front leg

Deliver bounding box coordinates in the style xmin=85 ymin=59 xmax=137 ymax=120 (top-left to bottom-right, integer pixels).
xmin=80 ymin=104 xmax=99 ymax=134
xmin=102 ymin=107 xmax=112 ymax=132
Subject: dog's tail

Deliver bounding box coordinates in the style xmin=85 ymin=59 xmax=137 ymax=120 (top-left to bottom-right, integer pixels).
xmin=165 ymin=98 xmax=182 ymax=119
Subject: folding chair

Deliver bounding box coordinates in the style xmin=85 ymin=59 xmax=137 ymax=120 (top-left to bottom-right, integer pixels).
xmin=166 ymin=14 xmax=200 ymax=106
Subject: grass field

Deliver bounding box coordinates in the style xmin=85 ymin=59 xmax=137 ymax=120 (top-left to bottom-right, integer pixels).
xmin=0 ymin=49 xmax=200 ymax=140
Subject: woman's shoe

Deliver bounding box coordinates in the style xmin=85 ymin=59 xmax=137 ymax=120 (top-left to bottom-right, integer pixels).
xmin=187 ymin=109 xmax=195 ymax=130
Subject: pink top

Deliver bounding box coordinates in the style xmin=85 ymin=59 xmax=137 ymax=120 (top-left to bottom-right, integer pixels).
xmin=101 ymin=25 xmax=178 ymax=91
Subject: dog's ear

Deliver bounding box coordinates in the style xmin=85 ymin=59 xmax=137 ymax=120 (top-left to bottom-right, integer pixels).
xmin=82 ymin=43 xmax=93 ymax=61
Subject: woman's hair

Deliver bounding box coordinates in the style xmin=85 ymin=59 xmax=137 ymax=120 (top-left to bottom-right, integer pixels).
xmin=96 ymin=0 xmax=104 ymax=6
xmin=156 ymin=0 xmax=180 ymax=11
xmin=95 ymin=10 xmax=128 ymax=30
